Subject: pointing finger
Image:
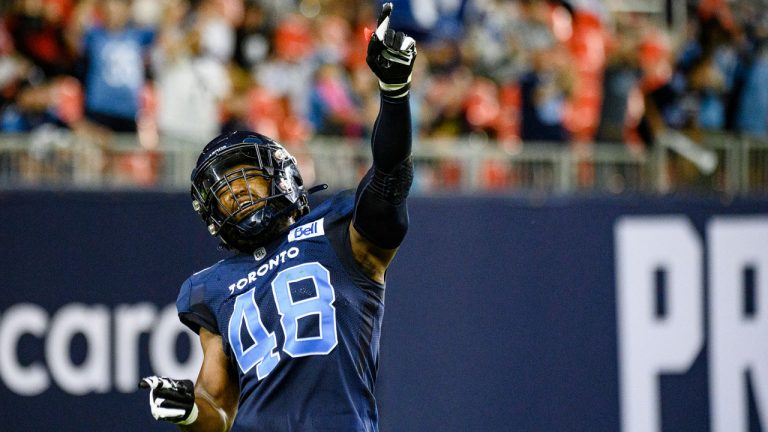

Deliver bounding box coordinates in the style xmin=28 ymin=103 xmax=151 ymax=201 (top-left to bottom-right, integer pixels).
xmin=377 ymin=2 xmax=393 ymax=26
xmin=375 ymin=2 xmax=393 ymax=41
xmin=139 ymin=376 xmax=158 ymax=389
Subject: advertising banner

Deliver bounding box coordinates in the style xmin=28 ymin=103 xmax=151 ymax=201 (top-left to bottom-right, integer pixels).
xmin=0 ymin=191 xmax=765 ymax=431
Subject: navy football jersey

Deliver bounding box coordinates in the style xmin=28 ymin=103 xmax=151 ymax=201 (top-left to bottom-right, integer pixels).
xmin=176 ymin=191 xmax=385 ymax=431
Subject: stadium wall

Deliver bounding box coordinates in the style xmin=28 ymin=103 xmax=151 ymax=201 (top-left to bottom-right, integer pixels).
xmin=0 ymin=191 xmax=766 ymax=432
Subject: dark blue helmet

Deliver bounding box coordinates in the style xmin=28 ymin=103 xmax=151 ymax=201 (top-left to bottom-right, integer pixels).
xmin=191 ymin=131 xmax=309 ymax=252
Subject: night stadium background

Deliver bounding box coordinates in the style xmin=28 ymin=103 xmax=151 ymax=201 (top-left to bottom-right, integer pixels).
xmin=1 ymin=0 xmax=766 ymax=431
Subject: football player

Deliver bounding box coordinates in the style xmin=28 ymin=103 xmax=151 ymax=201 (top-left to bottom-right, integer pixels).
xmin=138 ymin=3 xmax=416 ymax=431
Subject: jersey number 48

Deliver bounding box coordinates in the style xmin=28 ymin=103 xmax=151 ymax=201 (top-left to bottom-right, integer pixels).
xmin=227 ymin=262 xmax=338 ymax=379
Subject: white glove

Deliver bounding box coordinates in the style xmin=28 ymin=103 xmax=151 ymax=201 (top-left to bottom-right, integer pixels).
xmin=139 ymin=376 xmax=199 ymax=425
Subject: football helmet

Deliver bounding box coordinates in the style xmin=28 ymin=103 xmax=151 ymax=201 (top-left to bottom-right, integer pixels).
xmin=191 ymin=131 xmax=309 ymax=252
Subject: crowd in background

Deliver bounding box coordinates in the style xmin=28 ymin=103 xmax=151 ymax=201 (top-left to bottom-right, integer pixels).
xmin=1 ymin=0 xmax=767 ymax=189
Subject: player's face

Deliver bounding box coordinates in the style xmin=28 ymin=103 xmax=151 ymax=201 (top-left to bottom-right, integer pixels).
xmin=215 ymin=164 xmax=270 ymax=223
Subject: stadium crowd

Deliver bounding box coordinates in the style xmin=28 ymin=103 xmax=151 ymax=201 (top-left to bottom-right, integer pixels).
xmin=0 ymin=0 xmax=766 ymax=190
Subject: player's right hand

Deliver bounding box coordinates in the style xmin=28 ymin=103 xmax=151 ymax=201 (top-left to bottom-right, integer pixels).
xmin=366 ymin=2 xmax=417 ymax=99
xmin=139 ymin=376 xmax=199 ymax=425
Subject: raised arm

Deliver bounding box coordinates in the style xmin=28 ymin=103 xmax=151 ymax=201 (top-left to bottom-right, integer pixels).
xmin=140 ymin=328 xmax=239 ymax=431
xmin=349 ymin=3 xmax=417 ymax=283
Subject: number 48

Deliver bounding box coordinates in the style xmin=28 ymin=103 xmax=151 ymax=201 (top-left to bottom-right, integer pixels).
xmin=227 ymin=262 xmax=338 ymax=379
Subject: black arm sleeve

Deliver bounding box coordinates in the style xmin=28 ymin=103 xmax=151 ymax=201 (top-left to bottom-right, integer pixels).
xmin=370 ymin=94 xmax=412 ymax=171
xmin=352 ymin=95 xmax=414 ymax=249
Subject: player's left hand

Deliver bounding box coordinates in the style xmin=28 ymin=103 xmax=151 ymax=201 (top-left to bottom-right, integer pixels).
xmin=366 ymin=2 xmax=417 ymax=99
xmin=139 ymin=376 xmax=198 ymax=425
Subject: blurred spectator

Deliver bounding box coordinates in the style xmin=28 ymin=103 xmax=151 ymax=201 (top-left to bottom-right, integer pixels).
xmin=5 ymin=0 xmax=76 ymax=79
xmin=678 ymin=5 xmax=737 ymax=132
xmin=631 ymin=27 xmax=673 ymax=147
xmin=562 ymin=7 xmax=607 ymax=142
xmin=0 ymin=0 xmax=81 ymax=133
xmin=735 ymin=43 xmax=768 ymax=137
xmin=462 ymin=0 xmax=526 ymax=84
xmin=348 ymin=63 xmax=381 ymax=132
xmin=0 ymin=60 xmax=45 ymax=132
xmin=420 ymin=39 xmax=474 ymax=137
xmin=734 ymin=8 xmax=768 ymax=138
xmin=152 ymin=0 xmax=231 ymax=142
xmin=194 ymin=0 xmax=236 ymax=64
xmin=308 ymin=62 xmax=365 ymax=137
xmin=519 ymin=45 xmax=573 ymax=143
xmin=687 ymin=55 xmax=727 ymax=131
xmin=255 ymin=14 xmax=315 ymax=120
xmin=312 ymin=14 xmax=353 ymax=65
xmin=77 ymin=0 xmax=155 ymax=132
xmin=595 ymin=16 xmax=642 ymax=144
xmin=233 ymin=0 xmax=271 ymax=73
xmin=522 ymin=2 xmax=557 ymax=45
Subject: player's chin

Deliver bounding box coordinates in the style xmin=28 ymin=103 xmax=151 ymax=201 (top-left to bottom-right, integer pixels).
xmin=232 ymin=205 xmax=261 ymax=223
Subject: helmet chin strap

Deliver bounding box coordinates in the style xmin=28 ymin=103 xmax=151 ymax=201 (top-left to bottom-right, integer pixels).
xmin=271 ymin=183 xmax=328 ymax=222
xmin=307 ymin=184 xmax=328 ymax=194
xmin=237 ymin=208 xmax=269 ymax=233
xmin=248 ymin=183 xmax=328 ymax=232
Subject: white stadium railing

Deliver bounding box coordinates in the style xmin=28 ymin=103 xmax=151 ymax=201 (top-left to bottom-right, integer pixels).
xmin=0 ymin=130 xmax=766 ymax=195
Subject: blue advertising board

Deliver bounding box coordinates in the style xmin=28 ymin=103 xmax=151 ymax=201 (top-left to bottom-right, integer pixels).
xmin=0 ymin=191 xmax=766 ymax=431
